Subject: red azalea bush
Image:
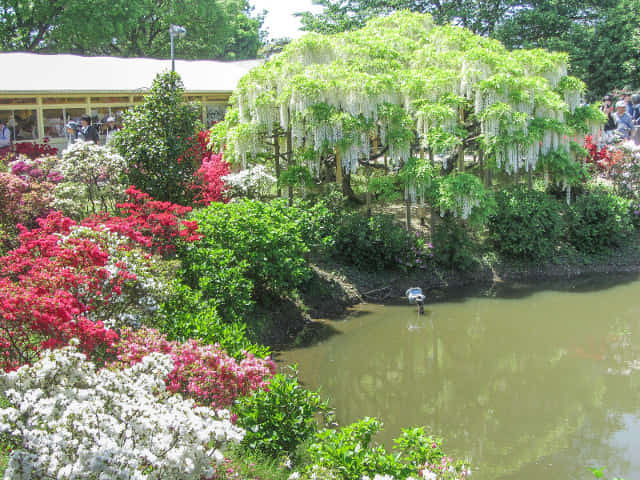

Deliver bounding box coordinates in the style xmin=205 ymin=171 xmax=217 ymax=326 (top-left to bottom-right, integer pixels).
xmin=585 ymin=135 xmax=614 ymax=172
xmin=2 ymin=138 xmax=59 ymax=161
xmin=0 ymin=191 xmax=203 ymax=371
xmin=82 ymin=186 xmax=202 ymax=255
xmin=0 ymin=213 xmax=121 ymax=371
xmin=112 ymin=327 xmax=276 ymax=409
xmin=189 ymin=130 xmax=229 ymax=205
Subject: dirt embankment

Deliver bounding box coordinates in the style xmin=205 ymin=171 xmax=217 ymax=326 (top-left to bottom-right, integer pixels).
xmin=261 ymin=238 xmax=640 ymax=346
xmin=303 ymin=248 xmax=640 ymax=314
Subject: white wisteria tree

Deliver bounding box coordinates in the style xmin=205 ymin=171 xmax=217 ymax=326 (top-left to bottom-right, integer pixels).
xmin=212 ymin=11 xmax=603 ymax=218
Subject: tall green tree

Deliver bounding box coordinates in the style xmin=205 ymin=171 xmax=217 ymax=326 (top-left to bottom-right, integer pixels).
xmin=492 ymin=0 xmax=630 ymax=97
xmin=113 ymin=71 xmax=202 ymax=203
xmin=299 ymin=0 xmax=640 ymax=96
xmin=298 ymin=0 xmax=517 ymax=36
xmin=0 ymin=0 xmax=263 ymax=60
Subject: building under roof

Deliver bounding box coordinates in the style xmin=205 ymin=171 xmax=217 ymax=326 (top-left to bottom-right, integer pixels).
xmin=0 ymin=53 xmax=261 ymax=148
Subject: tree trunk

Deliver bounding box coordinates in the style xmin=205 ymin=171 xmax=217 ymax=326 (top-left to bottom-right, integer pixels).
xmin=335 ymin=148 xmax=343 ymax=185
xmin=274 ymin=135 xmax=281 ymax=197
xmin=286 ymin=127 xmax=293 ymax=206
xmin=342 ymin=173 xmax=361 ymax=203
xmin=406 ymin=198 xmax=412 ymax=233
xmin=458 ymin=107 xmax=465 ymax=171
xmin=366 ymin=167 xmax=372 ymax=217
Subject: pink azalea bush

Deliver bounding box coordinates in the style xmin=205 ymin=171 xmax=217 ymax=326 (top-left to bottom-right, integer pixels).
xmin=112 ymin=327 xmax=276 ymax=409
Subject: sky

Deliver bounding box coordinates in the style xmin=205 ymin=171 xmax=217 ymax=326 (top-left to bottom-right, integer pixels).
xmin=249 ymin=0 xmax=325 ymax=40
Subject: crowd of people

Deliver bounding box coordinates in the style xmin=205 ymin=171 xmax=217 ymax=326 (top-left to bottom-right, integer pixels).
xmin=64 ymin=114 xmax=120 ymax=147
xmin=600 ymin=91 xmax=640 ymax=143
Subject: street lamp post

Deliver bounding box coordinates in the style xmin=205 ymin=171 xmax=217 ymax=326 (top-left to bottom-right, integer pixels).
xmin=169 ymin=25 xmax=186 ymax=72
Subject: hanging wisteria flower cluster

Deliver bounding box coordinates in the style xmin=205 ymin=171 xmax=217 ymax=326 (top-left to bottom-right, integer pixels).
xmin=0 ymin=344 xmax=245 ymax=480
xmin=216 ymin=10 xmax=600 ymax=184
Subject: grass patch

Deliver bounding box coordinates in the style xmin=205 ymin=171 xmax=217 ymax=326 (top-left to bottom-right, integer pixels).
xmin=211 ymin=446 xmax=296 ymax=480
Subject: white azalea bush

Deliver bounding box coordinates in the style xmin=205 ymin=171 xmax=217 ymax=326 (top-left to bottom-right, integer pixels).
xmin=53 ymin=141 xmax=127 ymax=218
xmin=222 ymin=164 xmax=276 ymax=200
xmin=60 ymin=225 xmax=173 ymax=330
xmin=0 ymin=343 xmax=245 ymax=479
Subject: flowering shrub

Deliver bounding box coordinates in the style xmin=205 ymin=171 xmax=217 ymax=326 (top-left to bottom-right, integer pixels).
xmin=2 ymin=138 xmax=59 ymax=161
xmin=9 ymin=155 xmax=62 ymax=183
xmin=83 ymin=186 xmax=202 ymax=255
xmin=112 ymin=327 xmax=276 ymax=409
xmin=222 ymin=165 xmax=277 ymax=200
xmin=606 ymin=141 xmax=640 ymax=199
xmin=584 ymin=135 xmax=613 ymax=172
xmin=53 ymin=141 xmax=127 ymax=218
xmin=189 ymin=130 xmax=230 ymax=205
xmin=62 ymin=226 xmax=172 ymax=330
xmin=0 ymin=172 xmax=55 ymax=229
xmin=0 ymin=212 xmax=129 ymax=370
xmin=0 ymin=156 xmax=60 ymax=250
xmin=0 ymin=187 xmax=201 ymax=371
xmin=0 ymin=344 xmax=245 ymax=479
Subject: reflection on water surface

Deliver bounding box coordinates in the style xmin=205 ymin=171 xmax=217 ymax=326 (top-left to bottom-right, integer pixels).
xmin=278 ymin=275 xmax=640 ymax=480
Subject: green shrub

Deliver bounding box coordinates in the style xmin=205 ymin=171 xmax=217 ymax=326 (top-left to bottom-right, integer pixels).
xmin=568 ymin=190 xmax=633 ymax=253
xmin=185 ymin=200 xmax=312 ymax=299
xmin=630 ymin=202 xmax=640 ymax=229
xmin=178 ymin=246 xmax=254 ymax=324
xmin=233 ymin=372 xmax=327 ymax=458
xmin=489 ymin=187 xmax=566 ymax=261
xmin=309 ymin=418 xmax=399 ymax=479
xmin=432 ymin=217 xmax=478 ymax=271
xmin=158 ymin=282 xmax=269 ymax=360
xmin=306 ymin=419 xmax=471 ymax=480
xmin=113 ymin=71 xmax=202 ymax=204
xmin=328 ymin=213 xmax=428 ymax=272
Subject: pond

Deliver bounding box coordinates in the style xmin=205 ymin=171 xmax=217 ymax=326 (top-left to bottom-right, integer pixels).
xmin=277 ymin=274 xmax=640 ymax=480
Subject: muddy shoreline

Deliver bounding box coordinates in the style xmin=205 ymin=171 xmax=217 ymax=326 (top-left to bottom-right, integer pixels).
xmin=260 ymin=238 xmax=640 ymax=346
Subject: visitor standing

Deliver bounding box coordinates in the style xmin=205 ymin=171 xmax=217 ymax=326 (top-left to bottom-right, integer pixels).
xmin=623 ymin=92 xmax=635 ymax=118
xmin=602 ymin=95 xmax=616 ymax=132
xmin=613 ymin=100 xmax=634 ymax=139
xmin=104 ymin=116 xmax=120 ymax=144
xmin=65 ymin=121 xmax=79 ymax=148
xmin=0 ymin=118 xmax=11 ymax=153
xmin=78 ymin=114 xmax=99 ymax=144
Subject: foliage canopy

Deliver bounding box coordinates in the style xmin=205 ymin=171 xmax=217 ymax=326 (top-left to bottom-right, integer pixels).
xmin=0 ymin=0 xmax=263 ymax=60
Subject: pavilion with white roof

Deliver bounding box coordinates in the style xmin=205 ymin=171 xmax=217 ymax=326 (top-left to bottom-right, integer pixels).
xmin=0 ymin=53 xmax=261 ymax=148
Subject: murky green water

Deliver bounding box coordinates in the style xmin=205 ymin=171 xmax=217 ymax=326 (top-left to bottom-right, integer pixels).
xmin=278 ymin=275 xmax=640 ymax=480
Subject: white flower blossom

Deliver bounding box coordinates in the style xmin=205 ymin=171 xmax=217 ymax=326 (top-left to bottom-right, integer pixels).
xmin=0 ymin=345 xmax=245 ymax=479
